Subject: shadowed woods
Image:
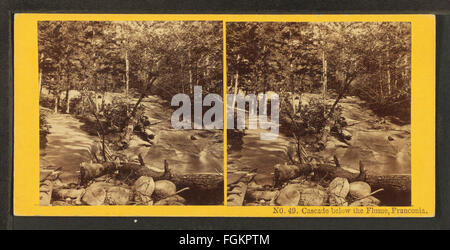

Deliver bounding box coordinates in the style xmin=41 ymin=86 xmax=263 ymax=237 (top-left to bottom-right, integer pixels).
xmin=39 ymin=21 xmax=224 ymax=206
xmin=226 ymin=22 xmax=411 ymax=207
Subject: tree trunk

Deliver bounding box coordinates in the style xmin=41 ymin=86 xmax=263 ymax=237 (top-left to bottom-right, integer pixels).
xmin=65 ymin=87 xmax=70 ymax=114
xmin=188 ymin=51 xmax=193 ymax=95
xmin=322 ymin=50 xmax=327 ymax=101
xmin=54 ymin=95 xmax=59 ymax=114
xmin=379 ymin=59 xmax=384 ymax=103
xmin=329 ymin=75 xmax=354 ymax=116
xmin=120 ymin=76 xmax=158 ymax=142
xmin=80 ymin=160 xmax=223 ymax=191
xmin=231 ymin=71 xmax=239 ymax=110
xmin=38 ymin=68 xmax=42 ymax=98
xmin=387 ymin=68 xmax=391 ymax=96
xmin=274 ymin=161 xmax=411 ymax=194
xmin=125 ymin=50 xmax=129 ymax=97
xmin=189 ymin=68 xmax=193 ymax=95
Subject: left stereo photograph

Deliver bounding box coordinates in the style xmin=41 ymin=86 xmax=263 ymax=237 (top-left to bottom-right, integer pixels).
xmin=38 ymin=21 xmax=225 ymax=206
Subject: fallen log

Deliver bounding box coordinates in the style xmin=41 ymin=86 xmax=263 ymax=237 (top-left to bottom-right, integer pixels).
xmin=274 ymin=159 xmax=410 ymax=194
xmin=80 ymin=162 xmax=117 ymax=185
xmin=274 ymin=163 xmax=313 ymax=187
xmin=80 ymin=160 xmax=223 ymax=191
xmin=227 ymin=182 xmax=247 ymax=206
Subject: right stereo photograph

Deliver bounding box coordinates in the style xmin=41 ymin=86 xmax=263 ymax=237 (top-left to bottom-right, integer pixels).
xmin=226 ymin=22 xmax=411 ymax=207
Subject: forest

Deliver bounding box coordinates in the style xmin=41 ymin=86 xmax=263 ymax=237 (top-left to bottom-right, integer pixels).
xmin=227 ymin=22 xmax=411 ymax=122
xmin=39 ymin=21 xmax=223 ymax=110
xmin=39 ymin=21 xmax=224 ymax=206
xmin=226 ymin=22 xmax=412 ymax=207
xmin=37 ymin=20 xmax=412 ymax=207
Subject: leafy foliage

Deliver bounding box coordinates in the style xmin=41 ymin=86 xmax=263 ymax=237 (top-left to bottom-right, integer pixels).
xmin=39 ymin=111 xmax=51 ymax=148
xmin=227 ymin=22 xmax=411 ymax=123
xmin=38 ymin=21 xmax=223 ymax=105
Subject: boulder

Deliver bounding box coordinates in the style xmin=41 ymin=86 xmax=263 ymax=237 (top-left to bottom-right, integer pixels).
xmin=247 ymin=181 xmax=264 ymax=190
xmin=342 ymin=130 xmax=352 ymax=140
xmin=246 ymin=190 xmax=279 ymax=202
xmin=144 ymin=129 xmax=155 ymax=140
xmin=328 ymin=177 xmax=350 ymax=198
xmin=154 ymin=195 xmax=186 ymax=205
xmin=106 ymin=187 xmax=132 ymax=205
xmin=82 ymin=183 xmax=108 ymax=206
xmin=275 ymin=184 xmax=302 ymax=206
xmin=349 ymin=181 xmax=371 ymax=199
xmin=349 ymin=196 xmax=381 ymax=206
xmin=51 ymin=201 xmax=71 ymax=206
xmin=54 ymin=188 xmax=85 ymax=205
xmin=134 ymin=193 xmax=153 ymax=205
xmin=153 ymin=180 xmax=177 ymax=199
xmin=299 ymin=188 xmax=328 ymax=206
xmin=329 ymin=194 xmax=348 ymax=206
xmin=133 ymin=176 xmax=155 ymax=197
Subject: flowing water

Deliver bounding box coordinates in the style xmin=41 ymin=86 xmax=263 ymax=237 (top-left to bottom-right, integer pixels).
xmin=40 ymin=112 xmax=98 ymax=184
xmin=129 ymin=96 xmax=224 ymax=175
xmin=40 ymin=95 xmax=223 ymax=178
xmin=227 ymin=95 xmax=411 ymax=184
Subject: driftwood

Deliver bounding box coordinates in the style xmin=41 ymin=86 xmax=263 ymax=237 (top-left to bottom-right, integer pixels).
xmin=274 ymin=158 xmax=411 ymax=194
xmin=80 ymin=159 xmax=223 ymax=191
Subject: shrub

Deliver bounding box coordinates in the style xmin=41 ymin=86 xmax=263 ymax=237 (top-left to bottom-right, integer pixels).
xmin=39 ymin=112 xmax=51 ymax=148
xmin=280 ymin=95 xmax=346 ymax=150
xmin=297 ymin=98 xmax=329 ymax=135
xmin=102 ymin=97 xmax=131 ymax=133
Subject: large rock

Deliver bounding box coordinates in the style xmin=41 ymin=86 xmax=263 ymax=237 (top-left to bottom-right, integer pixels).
xmin=299 ymin=188 xmax=328 ymax=206
xmin=106 ymin=187 xmax=132 ymax=205
xmin=82 ymin=182 xmax=110 ymax=206
xmin=349 ymin=196 xmax=381 ymax=206
xmin=247 ymin=190 xmax=279 ymax=203
xmin=51 ymin=201 xmax=71 ymax=206
xmin=39 ymin=180 xmax=53 ymax=206
xmin=329 ymin=194 xmax=348 ymax=206
xmin=134 ymin=176 xmax=155 ymax=197
xmin=342 ymin=130 xmax=352 ymax=140
xmin=154 ymin=195 xmax=186 ymax=205
xmin=54 ymin=188 xmax=85 ymax=205
xmin=153 ymin=180 xmax=177 ymax=199
xmin=328 ymin=177 xmax=350 ymax=198
xmin=349 ymin=181 xmax=371 ymax=199
xmin=275 ymin=184 xmax=303 ymax=206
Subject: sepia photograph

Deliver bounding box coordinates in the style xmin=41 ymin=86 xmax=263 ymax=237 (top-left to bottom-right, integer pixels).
xmin=38 ymin=21 xmax=224 ymax=206
xmin=226 ymin=22 xmax=412 ymax=207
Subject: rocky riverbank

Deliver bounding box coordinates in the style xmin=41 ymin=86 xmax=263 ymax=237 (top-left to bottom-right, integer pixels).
xmin=40 ymin=94 xmax=224 ymax=206
xmin=227 ymin=94 xmax=411 ymax=206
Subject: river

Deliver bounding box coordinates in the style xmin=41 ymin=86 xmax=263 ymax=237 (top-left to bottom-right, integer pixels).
xmin=40 ymin=94 xmax=224 ymax=185
xmin=227 ymin=94 xmax=411 ymax=186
